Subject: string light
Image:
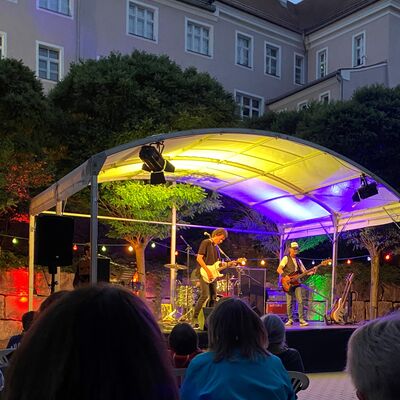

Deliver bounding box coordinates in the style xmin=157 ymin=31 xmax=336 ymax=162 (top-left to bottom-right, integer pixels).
xmin=385 ymin=254 xmax=391 ymax=261
xmin=175 ymin=251 xmax=179 ymax=256
xmin=260 ymin=260 xmax=266 ymax=266
xmin=311 ymin=260 xmax=315 ymax=265
xmin=346 ymin=259 xmax=352 ymax=265
xmin=101 ymin=245 xmax=107 ymax=252
xmin=12 ymin=237 xmax=18 ymax=245
xmin=367 ymin=256 xmax=371 ymax=261
xmin=73 ymin=244 xmax=78 ymax=251
xmin=151 ymin=242 xmax=156 ymax=248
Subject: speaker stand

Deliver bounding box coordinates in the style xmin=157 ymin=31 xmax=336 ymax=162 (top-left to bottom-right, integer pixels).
xmin=48 ymin=264 xmax=58 ymax=294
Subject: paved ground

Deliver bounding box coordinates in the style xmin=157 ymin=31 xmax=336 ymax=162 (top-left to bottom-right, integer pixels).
xmin=298 ymin=372 xmax=358 ymax=400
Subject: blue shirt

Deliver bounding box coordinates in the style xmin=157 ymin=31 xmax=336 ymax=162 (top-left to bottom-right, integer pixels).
xmin=181 ymin=351 xmax=295 ymax=400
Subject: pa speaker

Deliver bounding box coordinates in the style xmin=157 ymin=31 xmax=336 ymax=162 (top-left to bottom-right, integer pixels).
xmin=97 ymin=257 xmax=110 ymax=283
xmin=35 ymin=215 xmax=74 ymax=267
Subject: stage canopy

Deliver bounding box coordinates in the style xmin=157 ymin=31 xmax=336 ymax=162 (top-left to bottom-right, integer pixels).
xmin=30 ymin=128 xmax=400 ymax=238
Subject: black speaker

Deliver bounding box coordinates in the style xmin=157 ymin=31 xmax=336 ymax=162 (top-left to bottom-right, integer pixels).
xmin=240 ymin=268 xmax=266 ymax=316
xmin=97 ymin=257 xmax=110 ymax=283
xmin=35 ymin=215 xmax=74 ymax=267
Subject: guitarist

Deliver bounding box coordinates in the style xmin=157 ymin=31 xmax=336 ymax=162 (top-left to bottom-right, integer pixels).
xmin=192 ymin=228 xmax=228 ymax=328
xmin=277 ymin=242 xmax=312 ymax=327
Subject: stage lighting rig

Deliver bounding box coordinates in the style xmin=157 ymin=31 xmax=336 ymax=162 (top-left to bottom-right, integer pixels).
xmin=352 ymin=174 xmax=378 ymax=203
xmin=139 ymin=142 xmax=175 ymax=184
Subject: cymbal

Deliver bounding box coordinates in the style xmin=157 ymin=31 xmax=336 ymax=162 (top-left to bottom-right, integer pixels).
xmin=164 ymin=263 xmax=188 ymax=270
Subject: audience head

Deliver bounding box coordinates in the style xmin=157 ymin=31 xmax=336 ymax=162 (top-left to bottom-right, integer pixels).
xmin=261 ymin=314 xmax=286 ymax=351
xmin=169 ymin=323 xmax=199 ymax=355
xmin=21 ymin=311 xmax=36 ymax=332
xmin=208 ymin=297 xmax=268 ymax=362
xmin=346 ymin=313 xmax=400 ymax=400
xmin=38 ymin=290 xmax=70 ymax=314
xmin=5 ymin=284 xmax=178 ymax=400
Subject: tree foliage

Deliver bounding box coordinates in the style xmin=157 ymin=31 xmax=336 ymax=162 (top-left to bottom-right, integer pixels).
xmin=49 ymin=51 xmax=238 ymax=170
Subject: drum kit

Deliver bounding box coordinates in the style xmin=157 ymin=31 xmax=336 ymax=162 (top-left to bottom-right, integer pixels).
xmin=163 ymin=262 xmax=239 ymax=323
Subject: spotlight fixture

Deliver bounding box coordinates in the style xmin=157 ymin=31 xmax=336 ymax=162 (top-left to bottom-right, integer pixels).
xmin=139 ymin=142 xmax=175 ymax=184
xmin=352 ymin=174 xmax=378 ymax=203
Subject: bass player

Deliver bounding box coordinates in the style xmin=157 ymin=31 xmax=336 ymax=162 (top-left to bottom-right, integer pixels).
xmin=277 ymin=242 xmax=313 ymax=327
xmin=192 ymin=228 xmax=228 ymax=328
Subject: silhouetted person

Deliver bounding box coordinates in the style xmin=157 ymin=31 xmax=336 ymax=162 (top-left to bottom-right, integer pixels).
xmin=4 ymin=284 xmax=178 ymax=400
xmin=73 ymin=244 xmax=90 ymax=288
xmin=347 ymin=312 xmax=400 ymax=400
xmin=262 ymin=314 xmax=305 ymax=372
xmin=168 ymin=323 xmax=202 ymax=368
xmin=181 ymin=297 xmax=295 ymax=400
xmin=6 ymin=311 xmax=36 ymax=349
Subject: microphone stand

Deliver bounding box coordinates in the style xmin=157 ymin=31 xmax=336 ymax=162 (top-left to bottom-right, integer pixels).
xmin=179 ymin=235 xmax=196 ymax=321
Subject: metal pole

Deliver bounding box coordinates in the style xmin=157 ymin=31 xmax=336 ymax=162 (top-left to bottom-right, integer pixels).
xmin=55 ymin=201 xmax=62 ymax=291
xmin=170 ymin=204 xmax=177 ymax=310
xmin=330 ymin=217 xmax=339 ymax=306
xmin=90 ymin=175 xmax=98 ymax=284
xmin=28 ymin=215 xmax=35 ymax=311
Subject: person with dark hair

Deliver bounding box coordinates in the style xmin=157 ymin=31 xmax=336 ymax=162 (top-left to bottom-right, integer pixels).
xmin=181 ymin=298 xmax=295 ymax=400
xmin=261 ymin=314 xmax=305 ymax=372
xmin=168 ymin=323 xmax=202 ymax=368
xmin=347 ymin=312 xmax=400 ymax=400
xmin=4 ymin=284 xmax=178 ymax=400
xmin=6 ymin=311 xmax=36 ymax=349
xmin=192 ymin=228 xmax=228 ymax=327
xmin=38 ymin=290 xmax=70 ymax=314
xmin=73 ymin=244 xmax=91 ymax=288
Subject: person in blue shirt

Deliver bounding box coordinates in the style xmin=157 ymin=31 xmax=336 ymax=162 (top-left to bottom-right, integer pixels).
xmin=181 ymin=297 xmax=295 ymax=400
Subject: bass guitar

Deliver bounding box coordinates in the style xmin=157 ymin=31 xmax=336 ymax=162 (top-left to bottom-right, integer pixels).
xmin=200 ymin=258 xmax=247 ymax=284
xmin=327 ymin=272 xmax=354 ymax=325
xmin=281 ymin=259 xmax=331 ymax=293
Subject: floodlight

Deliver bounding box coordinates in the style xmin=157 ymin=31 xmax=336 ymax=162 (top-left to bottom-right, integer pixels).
xmin=139 ymin=143 xmax=175 ymax=184
xmin=352 ymin=174 xmax=378 ymax=202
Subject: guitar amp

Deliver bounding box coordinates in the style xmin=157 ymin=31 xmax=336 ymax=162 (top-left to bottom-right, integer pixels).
xmin=266 ymin=301 xmax=287 ymax=315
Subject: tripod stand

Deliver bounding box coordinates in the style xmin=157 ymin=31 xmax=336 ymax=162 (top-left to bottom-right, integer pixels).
xmin=48 ymin=263 xmax=58 ymax=294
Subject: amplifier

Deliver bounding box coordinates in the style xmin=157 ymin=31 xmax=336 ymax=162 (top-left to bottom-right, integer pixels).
xmin=266 ymin=301 xmax=286 ymax=315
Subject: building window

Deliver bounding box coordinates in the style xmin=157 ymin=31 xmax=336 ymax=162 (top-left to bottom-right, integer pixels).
xmin=0 ymin=33 xmax=6 ymax=59
xmin=186 ymin=19 xmax=212 ymax=57
xmin=236 ymin=32 xmax=253 ymax=68
xmin=294 ymin=53 xmax=304 ymax=84
xmin=37 ymin=44 xmax=62 ymax=82
xmin=297 ymin=101 xmax=308 ymax=111
xmin=353 ymin=32 xmax=365 ymax=67
xmin=38 ymin=0 xmax=71 ymax=16
xmin=235 ymin=91 xmax=263 ymax=119
xmin=265 ymin=42 xmax=281 ymax=77
xmin=319 ymin=91 xmax=330 ymax=104
xmin=316 ymin=48 xmax=327 ymax=79
xmin=128 ymin=1 xmax=157 ymax=41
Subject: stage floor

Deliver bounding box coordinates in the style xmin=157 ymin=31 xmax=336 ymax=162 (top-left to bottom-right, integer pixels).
xmin=163 ymin=321 xmax=359 ymax=373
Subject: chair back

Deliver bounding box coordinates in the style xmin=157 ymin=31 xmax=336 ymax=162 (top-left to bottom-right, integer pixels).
xmin=288 ymin=370 xmax=310 ymax=394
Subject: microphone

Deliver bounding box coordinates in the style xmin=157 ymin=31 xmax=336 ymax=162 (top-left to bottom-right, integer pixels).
xmin=204 ymin=232 xmax=211 ymax=237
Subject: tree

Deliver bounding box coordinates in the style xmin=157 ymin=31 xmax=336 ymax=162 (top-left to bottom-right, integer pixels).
xmin=0 ymin=59 xmax=54 ymax=223
xmin=49 ymin=51 xmax=238 ymax=171
xmin=346 ymin=225 xmax=400 ymax=319
xmin=99 ymin=181 xmax=222 ymax=297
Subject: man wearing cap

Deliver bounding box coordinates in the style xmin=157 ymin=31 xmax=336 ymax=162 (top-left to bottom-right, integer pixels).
xmin=277 ymin=242 xmax=309 ymax=327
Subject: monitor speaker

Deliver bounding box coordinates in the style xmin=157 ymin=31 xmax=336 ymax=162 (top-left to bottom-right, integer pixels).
xmin=35 ymin=215 xmax=74 ymax=267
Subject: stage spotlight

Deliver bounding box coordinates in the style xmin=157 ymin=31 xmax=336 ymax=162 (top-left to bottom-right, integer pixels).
xmin=352 ymin=174 xmax=378 ymax=202
xmin=139 ymin=143 xmax=175 ymax=184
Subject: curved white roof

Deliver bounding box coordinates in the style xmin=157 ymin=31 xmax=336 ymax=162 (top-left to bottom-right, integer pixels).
xmin=30 ymin=129 xmax=400 ymax=238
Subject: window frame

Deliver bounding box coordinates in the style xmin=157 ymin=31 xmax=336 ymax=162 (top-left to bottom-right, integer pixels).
xmin=36 ymin=41 xmax=64 ymax=83
xmin=37 ymin=0 xmax=73 ymax=18
xmin=234 ymin=89 xmax=264 ymax=119
xmin=294 ymin=52 xmax=305 ymax=85
xmin=297 ymin=100 xmax=309 ymax=111
xmin=126 ymin=0 xmax=159 ymax=43
xmin=235 ymin=31 xmax=253 ymax=70
xmin=352 ymin=31 xmax=366 ymax=67
xmin=264 ymin=41 xmax=281 ymax=79
xmin=319 ymin=91 xmax=330 ymax=104
xmin=0 ymin=32 xmax=7 ymax=59
xmin=185 ymin=17 xmax=213 ymax=58
xmin=316 ymin=47 xmax=328 ymax=79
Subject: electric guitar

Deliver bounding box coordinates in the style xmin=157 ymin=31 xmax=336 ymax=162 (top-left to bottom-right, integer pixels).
xmin=281 ymin=259 xmax=331 ymax=293
xmin=327 ymin=273 xmax=354 ymax=325
xmin=200 ymin=258 xmax=247 ymax=284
